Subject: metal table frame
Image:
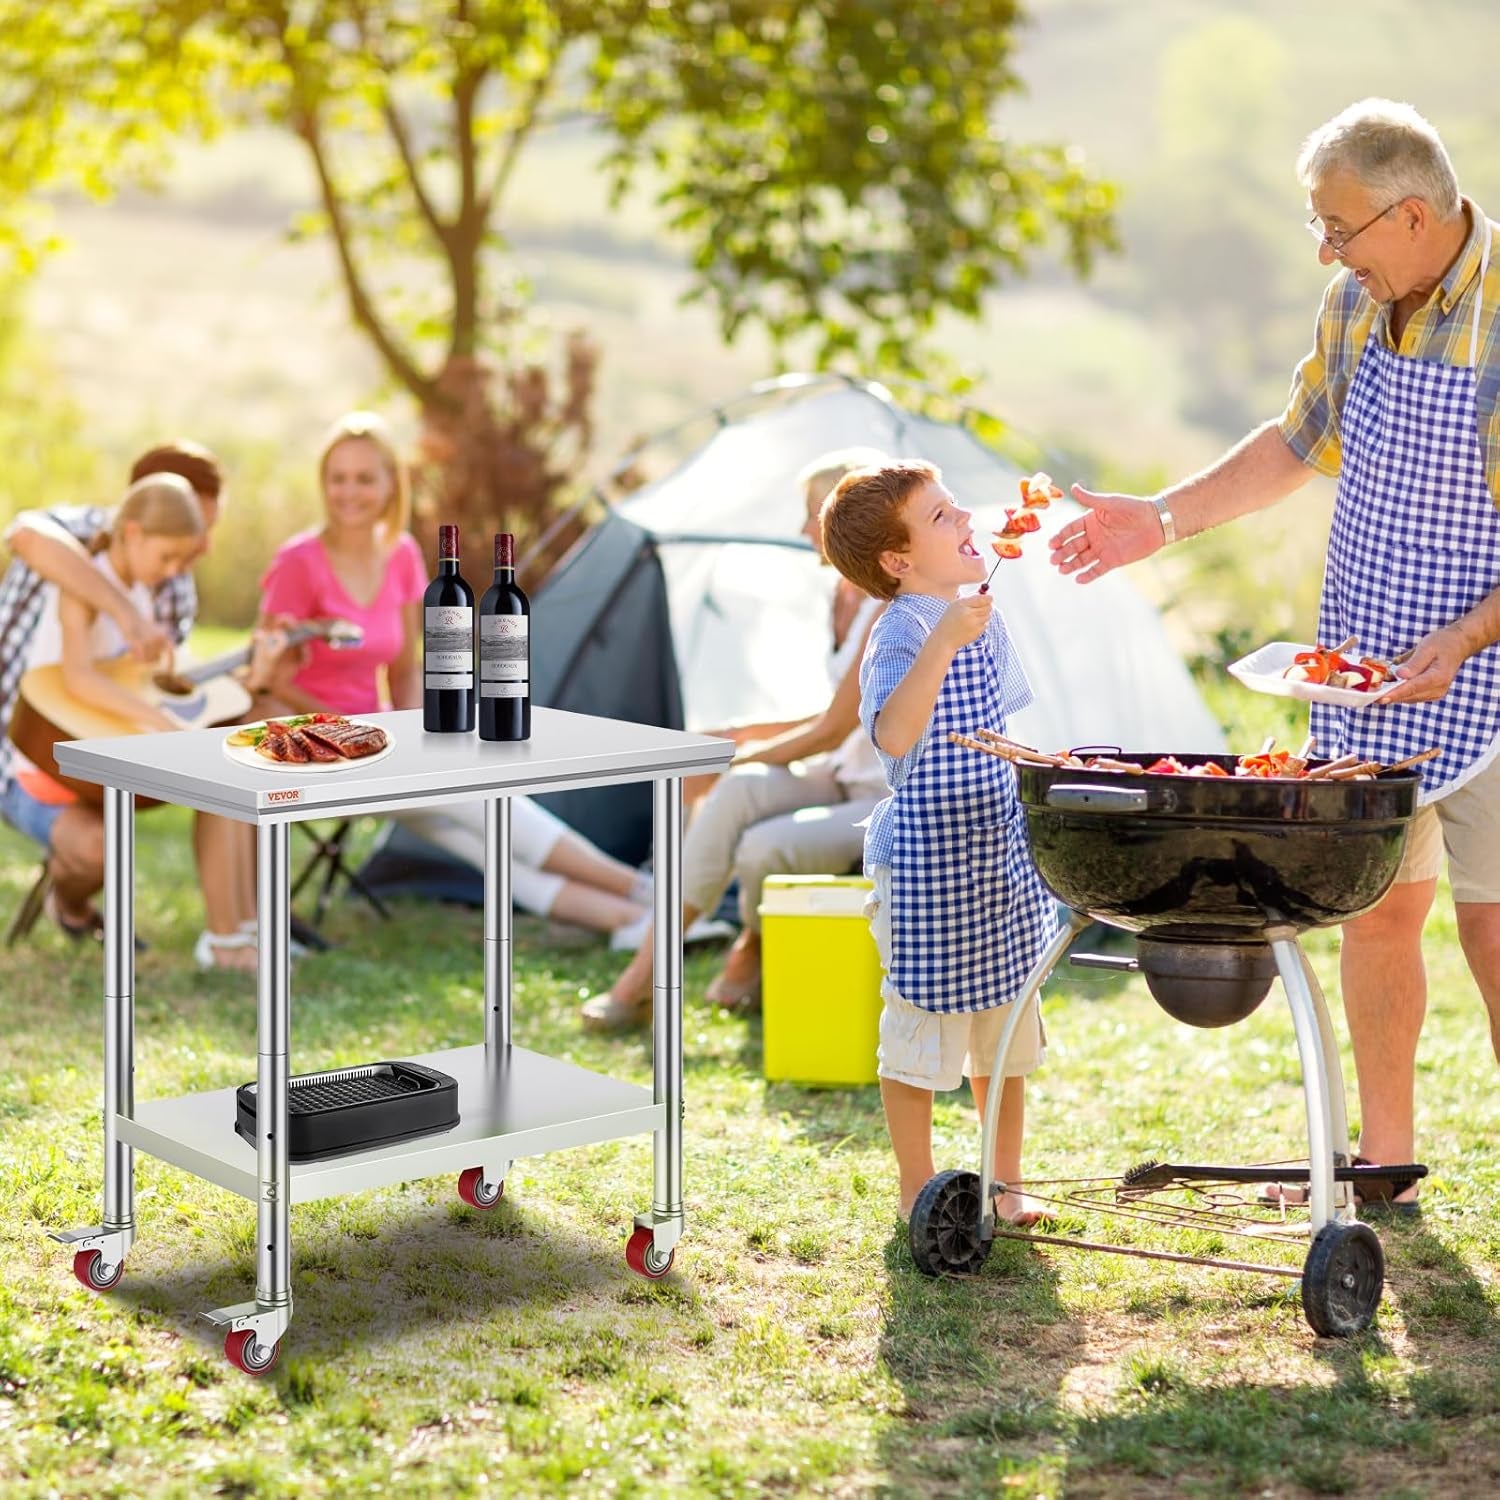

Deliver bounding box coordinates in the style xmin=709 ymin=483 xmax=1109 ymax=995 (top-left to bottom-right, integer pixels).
xmin=50 ymin=708 xmax=732 ymax=1365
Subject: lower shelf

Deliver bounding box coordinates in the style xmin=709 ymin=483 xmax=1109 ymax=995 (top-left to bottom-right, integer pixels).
xmin=116 ymin=1043 xmax=661 ymax=1203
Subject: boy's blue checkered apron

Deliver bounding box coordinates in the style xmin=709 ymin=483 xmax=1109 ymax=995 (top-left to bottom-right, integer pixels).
xmin=888 ymin=622 xmax=1057 ymax=1013
xmin=1312 ymin=219 xmax=1500 ymax=803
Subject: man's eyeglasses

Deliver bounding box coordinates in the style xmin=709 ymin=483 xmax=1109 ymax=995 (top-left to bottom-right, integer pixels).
xmin=1305 ymin=200 xmax=1402 ymax=255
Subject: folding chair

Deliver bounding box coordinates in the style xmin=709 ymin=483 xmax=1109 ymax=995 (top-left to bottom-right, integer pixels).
xmin=290 ymin=819 xmax=392 ymax=938
xmin=4 ymin=861 xmax=51 ymax=948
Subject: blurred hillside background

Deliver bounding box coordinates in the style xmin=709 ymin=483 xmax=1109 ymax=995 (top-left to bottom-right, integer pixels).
xmin=4 ymin=0 xmax=1499 ymax=653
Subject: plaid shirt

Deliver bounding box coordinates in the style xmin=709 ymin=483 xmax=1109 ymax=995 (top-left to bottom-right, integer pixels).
xmin=0 ymin=505 xmax=196 ymax=786
xmin=1279 ymin=197 xmax=1500 ymax=504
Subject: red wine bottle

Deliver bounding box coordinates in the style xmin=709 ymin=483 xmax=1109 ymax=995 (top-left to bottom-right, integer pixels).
xmin=423 ymin=524 xmax=475 ymax=732
xmin=478 ymin=532 xmax=530 ymax=742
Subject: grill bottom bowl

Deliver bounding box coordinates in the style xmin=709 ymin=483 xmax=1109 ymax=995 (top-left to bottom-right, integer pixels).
xmin=1137 ymin=938 xmax=1277 ymax=1029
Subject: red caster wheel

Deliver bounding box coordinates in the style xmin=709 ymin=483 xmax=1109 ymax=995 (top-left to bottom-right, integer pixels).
xmin=224 ymin=1328 xmax=280 ymax=1376
xmin=457 ymin=1167 xmax=503 ymax=1209
xmin=72 ymin=1249 xmax=123 ymax=1291
xmin=625 ymin=1226 xmax=674 ymax=1279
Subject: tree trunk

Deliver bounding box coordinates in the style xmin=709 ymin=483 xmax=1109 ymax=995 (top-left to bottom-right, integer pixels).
xmin=412 ymin=335 xmax=597 ymax=591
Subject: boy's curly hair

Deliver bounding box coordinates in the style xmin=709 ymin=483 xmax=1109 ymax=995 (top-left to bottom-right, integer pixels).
xmin=818 ymin=460 xmax=939 ymax=601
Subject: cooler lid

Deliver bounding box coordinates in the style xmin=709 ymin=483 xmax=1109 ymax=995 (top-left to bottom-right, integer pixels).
xmin=759 ymin=874 xmax=873 ymax=917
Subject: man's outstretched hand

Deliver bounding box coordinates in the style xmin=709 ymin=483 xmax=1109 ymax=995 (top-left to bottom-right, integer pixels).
xmin=1050 ymin=486 xmax=1166 ymax=583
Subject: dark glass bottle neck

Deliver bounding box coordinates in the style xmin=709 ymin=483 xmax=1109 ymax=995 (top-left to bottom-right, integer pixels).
xmin=491 ymin=566 xmax=516 ymax=583
xmin=436 ymin=558 xmax=460 ymax=574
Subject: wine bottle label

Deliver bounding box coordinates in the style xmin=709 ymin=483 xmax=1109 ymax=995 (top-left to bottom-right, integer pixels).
xmin=425 ymin=606 xmax=473 ymax=688
xmin=480 ymin=615 xmax=529 ymax=698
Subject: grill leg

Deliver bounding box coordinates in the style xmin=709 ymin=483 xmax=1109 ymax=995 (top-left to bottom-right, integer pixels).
xmin=51 ymin=788 xmax=137 ymax=1276
xmin=205 ymin=821 xmax=292 ymax=1357
xmin=635 ymin=777 xmax=684 ymax=1262
xmin=1271 ymin=932 xmax=1345 ymax=1232
xmin=1299 ymin=941 xmax=1353 ymax=1215
xmin=980 ymin=912 xmax=1090 ymax=1239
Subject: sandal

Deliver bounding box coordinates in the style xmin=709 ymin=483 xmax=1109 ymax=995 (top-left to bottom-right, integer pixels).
xmin=1260 ymin=1156 xmax=1421 ymax=1215
xmin=45 ymin=890 xmax=147 ymax=952
xmin=237 ymin=919 xmax=310 ymax=959
xmin=193 ymin=929 xmax=258 ymax=972
xmin=579 ymin=991 xmax=652 ymax=1033
xmin=704 ymin=971 xmax=761 ymax=1013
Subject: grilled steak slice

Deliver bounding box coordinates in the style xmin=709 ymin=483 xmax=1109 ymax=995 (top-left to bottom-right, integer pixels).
xmin=257 ymin=722 xmax=309 ymax=763
xmin=300 ymin=722 xmax=389 ymax=759
xmin=294 ymin=729 xmax=341 ymax=762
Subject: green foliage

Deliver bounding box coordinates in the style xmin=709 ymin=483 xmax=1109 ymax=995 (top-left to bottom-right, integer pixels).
xmin=594 ymin=1 xmax=1119 ymax=375
xmin=0 ymin=1 xmax=1118 ymax=391
xmin=0 ymin=2 xmax=223 ymax=273
xmin=0 ymin=286 xmax=102 ymax=514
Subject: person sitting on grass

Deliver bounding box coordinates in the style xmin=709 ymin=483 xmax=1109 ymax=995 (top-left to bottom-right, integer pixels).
xmin=260 ymin=409 xmax=666 ymax=942
xmin=0 ymin=441 xmax=300 ymax=963
xmin=582 ymin=446 xmax=891 ymax=1031
xmin=819 ymin=460 xmax=1059 ymax=1226
xmin=1 ymin=473 xmax=264 ymax=968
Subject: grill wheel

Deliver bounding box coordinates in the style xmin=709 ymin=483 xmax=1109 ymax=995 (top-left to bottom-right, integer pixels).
xmin=1301 ymin=1221 xmax=1384 ymax=1336
xmin=909 ymin=1170 xmax=992 ymax=1277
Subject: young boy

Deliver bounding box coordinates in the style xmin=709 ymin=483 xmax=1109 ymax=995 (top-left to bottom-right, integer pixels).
xmin=819 ymin=460 xmax=1058 ymax=1224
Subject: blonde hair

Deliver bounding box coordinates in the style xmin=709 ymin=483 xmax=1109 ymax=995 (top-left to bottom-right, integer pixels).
xmin=1297 ymin=99 xmax=1461 ymax=221
xmin=317 ymin=410 xmax=410 ymax=543
xmin=796 ymin=446 xmax=892 ymax=503
xmin=92 ymin=473 xmax=205 ymax=554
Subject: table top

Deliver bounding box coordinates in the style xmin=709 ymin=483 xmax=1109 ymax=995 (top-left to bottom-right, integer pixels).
xmin=54 ymin=707 xmax=735 ymax=823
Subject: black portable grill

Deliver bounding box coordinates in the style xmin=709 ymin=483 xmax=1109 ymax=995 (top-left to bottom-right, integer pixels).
xmin=236 ymin=1061 xmax=460 ymax=1162
xmin=908 ymin=751 xmax=1427 ymax=1338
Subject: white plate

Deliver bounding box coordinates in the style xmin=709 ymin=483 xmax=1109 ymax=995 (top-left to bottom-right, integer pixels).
xmin=1227 ymin=641 xmax=1399 ymax=710
xmin=221 ymin=718 xmax=395 ymax=773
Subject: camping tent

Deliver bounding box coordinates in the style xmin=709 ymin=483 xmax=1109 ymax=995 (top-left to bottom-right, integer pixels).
xmin=526 ymin=373 xmax=1223 ymax=866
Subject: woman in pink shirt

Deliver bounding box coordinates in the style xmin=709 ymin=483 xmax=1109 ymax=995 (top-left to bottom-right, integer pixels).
xmin=260 ymin=411 xmax=424 ymax=716
xmin=259 ymin=411 xmax=675 ymax=942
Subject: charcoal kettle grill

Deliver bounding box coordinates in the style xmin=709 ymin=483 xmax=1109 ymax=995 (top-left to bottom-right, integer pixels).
xmin=909 ymin=752 xmax=1427 ymax=1337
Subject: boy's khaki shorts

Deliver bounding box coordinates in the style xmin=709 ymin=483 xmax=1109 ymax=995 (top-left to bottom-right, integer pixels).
xmin=1395 ymin=752 xmax=1500 ymax=903
xmin=866 ymin=866 xmax=1045 ymax=1091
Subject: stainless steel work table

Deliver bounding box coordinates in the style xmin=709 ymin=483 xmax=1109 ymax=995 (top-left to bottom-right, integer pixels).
xmin=51 ymin=707 xmax=733 ymax=1373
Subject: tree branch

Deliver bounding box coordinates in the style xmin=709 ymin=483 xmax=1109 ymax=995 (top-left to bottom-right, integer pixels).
xmin=349 ymin=2 xmax=451 ymax=252
xmin=296 ymin=104 xmax=439 ymax=406
xmin=479 ymin=65 xmax=557 ymax=226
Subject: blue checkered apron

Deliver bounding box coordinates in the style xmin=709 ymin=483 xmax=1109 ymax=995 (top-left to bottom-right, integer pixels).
xmin=1311 ymin=220 xmax=1500 ymax=803
xmin=887 ymin=625 xmax=1058 ymax=1013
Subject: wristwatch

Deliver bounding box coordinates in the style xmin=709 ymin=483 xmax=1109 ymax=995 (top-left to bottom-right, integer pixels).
xmin=1151 ymin=494 xmax=1177 ymax=547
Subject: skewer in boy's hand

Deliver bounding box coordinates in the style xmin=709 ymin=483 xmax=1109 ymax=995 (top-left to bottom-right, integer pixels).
xmin=933 ymin=593 xmax=993 ymax=654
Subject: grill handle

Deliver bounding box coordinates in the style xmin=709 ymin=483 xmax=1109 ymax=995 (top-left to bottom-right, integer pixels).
xmin=1069 ymin=952 xmax=1140 ymax=972
xmin=1044 ymin=784 xmax=1150 ymax=813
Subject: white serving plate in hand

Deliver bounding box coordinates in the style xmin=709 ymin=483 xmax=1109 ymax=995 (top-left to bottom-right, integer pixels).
xmin=221 ymin=719 xmax=396 ymax=773
xmin=1227 ymin=641 xmax=1400 ymax=710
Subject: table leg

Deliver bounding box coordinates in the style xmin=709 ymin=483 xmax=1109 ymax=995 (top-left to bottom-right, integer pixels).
xmin=475 ymin=797 xmax=512 ymax=1194
xmin=52 ymin=787 xmax=137 ymax=1285
xmin=634 ymin=777 xmax=683 ymax=1267
xmin=204 ymin=821 xmax=292 ymax=1366
xmin=484 ymin=796 xmax=512 ymax=1050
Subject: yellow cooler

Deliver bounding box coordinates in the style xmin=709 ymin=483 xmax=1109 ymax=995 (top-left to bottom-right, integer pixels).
xmin=760 ymin=874 xmax=883 ymax=1086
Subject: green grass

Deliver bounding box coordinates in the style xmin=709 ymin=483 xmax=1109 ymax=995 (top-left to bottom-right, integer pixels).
xmin=2 ymin=678 xmax=1499 ymax=1496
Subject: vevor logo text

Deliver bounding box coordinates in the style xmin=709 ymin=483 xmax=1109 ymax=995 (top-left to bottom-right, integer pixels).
xmin=264 ymin=788 xmax=302 ymax=804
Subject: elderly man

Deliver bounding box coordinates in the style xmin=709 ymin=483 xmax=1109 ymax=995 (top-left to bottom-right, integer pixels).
xmin=1050 ymin=98 xmax=1500 ymax=1213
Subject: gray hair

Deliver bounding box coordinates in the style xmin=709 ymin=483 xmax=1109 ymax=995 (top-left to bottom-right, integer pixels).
xmin=796 ymin=446 xmax=892 ymax=498
xmin=1297 ymin=98 xmax=1461 ymax=221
